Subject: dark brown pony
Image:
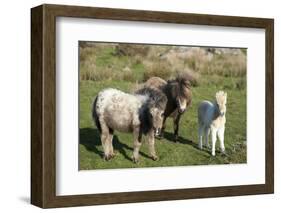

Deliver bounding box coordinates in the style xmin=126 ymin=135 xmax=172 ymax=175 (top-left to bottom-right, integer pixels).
xmin=143 ymin=74 xmax=192 ymax=142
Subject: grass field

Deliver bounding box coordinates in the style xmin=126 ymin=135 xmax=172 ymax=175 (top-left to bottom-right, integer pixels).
xmin=79 ymin=43 xmax=247 ymax=170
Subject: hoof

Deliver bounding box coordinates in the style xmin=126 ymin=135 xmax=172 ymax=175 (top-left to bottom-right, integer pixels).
xmin=132 ymin=156 xmax=139 ymax=164
xmin=104 ymin=153 xmax=115 ymax=161
xmin=104 ymin=155 xmax=112 ymax=161
xmin=110 ymin=152 xmax=116 ymax=158
xmin=151 ymin=155 xmax=159 ymax=161
xmin=221 ymin=150 xmax=227 ymax=156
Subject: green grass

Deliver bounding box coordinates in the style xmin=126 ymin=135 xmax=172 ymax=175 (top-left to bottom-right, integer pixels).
xmin=79 ymin=79 xmax=246 ymax=170
xmin=79 ymin=43 xmax=247 ymax=170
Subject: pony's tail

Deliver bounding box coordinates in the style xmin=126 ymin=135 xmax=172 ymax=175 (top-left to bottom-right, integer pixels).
xmin=92 ymin=96 xmax=101 ymax=133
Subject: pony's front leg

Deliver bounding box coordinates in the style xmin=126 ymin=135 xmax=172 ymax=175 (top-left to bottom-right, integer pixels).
xmin=132 ymin=127 xmax=142 ymax=163
xmin=148 ymin=130 xmax=158 ymax=161
xmin=159 ymin=116 xmax=167 ymax=139
xmin=173 ymin=114 xmax=181 ymax=142
xmin=211 ymin=128 xmax=217 ymax=156
xmin=218 ymin=127 xmax=225 ymax=154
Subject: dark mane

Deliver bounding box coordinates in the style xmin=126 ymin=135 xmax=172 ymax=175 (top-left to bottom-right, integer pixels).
xmin=135 ymin=87 xmax=167 ymax=135
xmin=167 ymin=74 xmax=192 ymax=99
xmin=135 ymin=87 xmax=167 ymax=111
xmin=140 ymin=74 xmax=193 ymax=142
xmin=138 ymin=103 xmax=153 ymax=135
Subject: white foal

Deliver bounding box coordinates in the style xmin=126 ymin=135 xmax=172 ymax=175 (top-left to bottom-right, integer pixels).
xmin=198 ymin=91 xmax=227 ymax=156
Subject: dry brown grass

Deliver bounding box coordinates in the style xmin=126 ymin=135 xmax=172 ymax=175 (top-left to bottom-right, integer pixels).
xmin=115 ymin=44 xmax=150 ymax=57
xmin=143 ymin=60 xmax=171 ymax=81
xmin=79 ymin=43 xmax=247 ymax=89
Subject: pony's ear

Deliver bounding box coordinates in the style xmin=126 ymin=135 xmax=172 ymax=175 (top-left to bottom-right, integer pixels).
xmin=215 ymin=92 xmax=219 ymax=101
xmin=224 ymin=92 xmax=227 ymax=103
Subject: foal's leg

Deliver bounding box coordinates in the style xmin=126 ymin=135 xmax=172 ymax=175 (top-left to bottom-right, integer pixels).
xmin=218 ymin=127 xmax=225 ymax=154
xmin=211 ymin=128 xmax=217 ymax=156
xmin=148 ymin=129 xmax=158 ymax=161
xmin=198 ymin=124 xmax=204 ymax=150
xmin=132 ymin=127 xmax=142 ymax=163
xmin=204 ymin=127 xmax=210 ymax=148
xmin=173 ymin=114 xmax=181 ymax=142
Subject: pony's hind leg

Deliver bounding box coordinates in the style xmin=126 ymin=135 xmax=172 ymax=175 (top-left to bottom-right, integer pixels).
xmin=101 ymin=134 xmax=111 ymax=160
xmin=108 ymin=128 xmax=115 ymax=159
xmin=198 ymin=124 xmax=204 ymax=150
xmin=204 ymin=127 xmax=210 ymax=148
xmin=100 ymin=122 xmax=112 ymax=161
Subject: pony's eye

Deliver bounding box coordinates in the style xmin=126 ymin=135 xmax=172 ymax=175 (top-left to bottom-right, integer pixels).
xmin=161 ymin=113 xmax=164 ymax=117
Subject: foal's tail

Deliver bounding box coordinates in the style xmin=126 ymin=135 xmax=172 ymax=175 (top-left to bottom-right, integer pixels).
xmin=92 ymin=96 xmax=101 ymax=133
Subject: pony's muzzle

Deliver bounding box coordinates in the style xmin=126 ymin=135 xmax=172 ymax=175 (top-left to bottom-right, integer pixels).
xmin=178 ymin=108 xmax=186 ymax=114
xmin=155 ymin=128 xmax=161 ymax=136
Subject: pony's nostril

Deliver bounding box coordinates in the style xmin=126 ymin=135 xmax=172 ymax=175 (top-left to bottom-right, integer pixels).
xmin=155 ymin=129 xmax=161 ymax=136
xmin=179 ymin=108 xmax=185 ymax=114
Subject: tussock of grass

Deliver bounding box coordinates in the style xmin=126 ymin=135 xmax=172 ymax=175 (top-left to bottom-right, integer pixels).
xmin=143 ymin=60 xmax=171 ymax=81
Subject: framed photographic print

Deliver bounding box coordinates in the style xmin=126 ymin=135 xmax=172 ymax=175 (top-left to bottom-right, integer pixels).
xmin=31 ymin=4 xmax=274 ymax=208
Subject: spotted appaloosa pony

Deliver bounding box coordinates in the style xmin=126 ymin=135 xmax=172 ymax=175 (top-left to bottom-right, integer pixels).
xmin=141 ymin=74 xmax=192 ymax=142
xmin=92 ymin=88 xmax=167 ymax=163
xmin=198 ymin=91 xmax=227 ymax=156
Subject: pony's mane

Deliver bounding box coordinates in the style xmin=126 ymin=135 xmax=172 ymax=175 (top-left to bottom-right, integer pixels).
xmin=135 ymin=87 xmax=167 ymax=135
xmin=175 ymin=73 xmax=192 ymax=89
xmin=167 ymin=73 xmax=192 ymax=99
xmin=215 ymin=91 xmax=227 ymax=104
xmin=135 ymin=87 xmax=167 ymax=111
xmin=138 ymin=103 xmax=153 ymax=135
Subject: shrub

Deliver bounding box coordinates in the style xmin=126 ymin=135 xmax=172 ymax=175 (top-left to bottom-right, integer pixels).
xmin=114 ymin=44 xmax=150 ymax=57
xmin=200 ymin=53 xmax=246 ymax=77
xmin=121 ymin=67 xmax=137 ymax=82
xmin=235 ymin=77 xmax=247 ymax=90
xmin=143 ymin=60 xmax=171 ymax=81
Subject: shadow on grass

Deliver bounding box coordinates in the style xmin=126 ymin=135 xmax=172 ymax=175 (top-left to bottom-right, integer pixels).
xmin=79 ymin=128 xmax=152 ymax=162
xmin=79 ymin=128 xmax=103 ymax=158
xmin=162 ymin=131 xmax=194 ymax=145
xmin=161 ymin=131 xmax=212 ymax=155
